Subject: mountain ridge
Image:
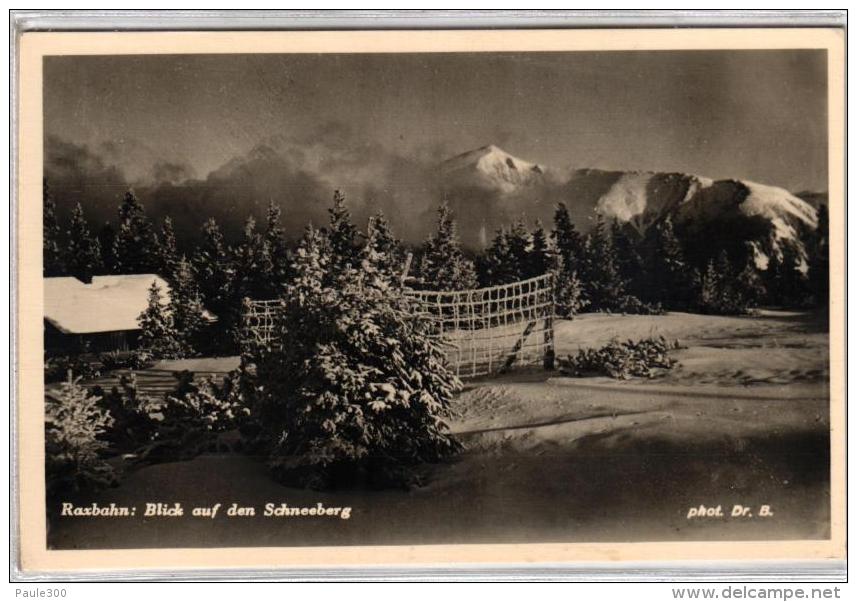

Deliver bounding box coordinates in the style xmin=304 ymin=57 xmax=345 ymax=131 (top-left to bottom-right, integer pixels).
xmin=437 ymin=144 xmax=819 ymax=265
xmin=44 ymin=136 xmax=821 ymax=267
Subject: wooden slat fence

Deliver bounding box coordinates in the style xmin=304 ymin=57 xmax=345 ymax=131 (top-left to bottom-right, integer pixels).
xmin=242 ymin=272 xmax=556 ymax=379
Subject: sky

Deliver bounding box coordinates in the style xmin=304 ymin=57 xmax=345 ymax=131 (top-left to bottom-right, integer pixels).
xmin=44 ymin=49 xmax=828 ymax=193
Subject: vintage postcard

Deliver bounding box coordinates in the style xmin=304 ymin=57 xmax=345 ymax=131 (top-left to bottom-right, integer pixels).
xmin=14 ymin=28 xmax=845 ymax=574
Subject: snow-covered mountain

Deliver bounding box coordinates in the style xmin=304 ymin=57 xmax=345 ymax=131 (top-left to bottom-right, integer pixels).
xmin=441 ymin=145 xmax=548 ymax=193
xmin=437 ymin=145 xmax=819 ymax=264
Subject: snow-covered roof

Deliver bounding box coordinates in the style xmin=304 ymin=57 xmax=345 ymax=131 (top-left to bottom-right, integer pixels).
xmin=45 ymin=274 xmax=173 ymax=334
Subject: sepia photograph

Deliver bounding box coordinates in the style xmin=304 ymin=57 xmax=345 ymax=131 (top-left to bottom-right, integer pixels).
xmin=14 ymin=28 xmax=845 ymax=572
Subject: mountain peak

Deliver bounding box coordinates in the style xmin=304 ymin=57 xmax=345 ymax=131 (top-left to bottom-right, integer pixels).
xmin=441 ymin=144 xmax=547 ymax=192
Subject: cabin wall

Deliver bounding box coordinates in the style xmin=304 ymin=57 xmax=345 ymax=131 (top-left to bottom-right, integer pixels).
xmin=44 ymin=322 xmax=140 ymax=356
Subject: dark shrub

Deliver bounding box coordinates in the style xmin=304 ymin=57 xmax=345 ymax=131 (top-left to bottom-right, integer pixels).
xmin=98 ymin=370 xmax=249 ymax=463
xmin=98 ymin=350 xmax=152 ymax=372
xmin=44 ymin=355 xmax=100 ymax=383
xmin=560 ymin=337 xmax=679 ymax=380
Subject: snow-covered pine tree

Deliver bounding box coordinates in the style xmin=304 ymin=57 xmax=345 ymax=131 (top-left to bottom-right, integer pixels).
xmin=417 ymin=203 xmax=478 ymax=291
xmin=364 ymin=211 xmax=403 ymax=281
xmin=553 ymin=257 xmax=587 ymax=318
xmin=233 ymin=216 xmax=275 ymax=300
xmin=169 ymin=257 xmax=208 ymax=356
xmin=45 ymin=374 xmax=115 ymax=499
xmin=506 ymin=219 xmax=530 ymax=276
xmin=43 ymin=180 xmax=65 ymax=277
xmin=137 ymin=281 xmax=184 ymax=359
xmin=248 ymin=222 xmax=461 ymax=489
xmin=580 ymin=214 xmax=627 ymax=311
xmin=714 ymin=251 xmax=737 ymax=297
xmin=525 ymin=221 xmax=554 ymax=279
xmin=642 ymin=215 xmax=692 ymax=309
xmin=695 ymin=250 xmax=747 ymax=315
xmin=327 ymin=190 xmax=359 ymax=273
xmin=551 ymin=203 xmax=584 ymax=275
xmin=610 ymin=220 xmax=645 ymax=297
xmin=263 ymin=201 xmax=293 ymax=293
xmin=158 ymin=217 xmax=180 ymax=280
xmin=480 ymin=227 xmax=517 ymax=285
xmin=192 ymin=218 xmax=236 ymax=350
xmin=112 ymin=190 xmax=159 ymax=274
xmin=551 ymin=203 xmax=589 ymax=315
xmin=65 ymin=203 xmax=103 ymax=283
xmin=696 ymin=257 xmax=721 ymax=314
xmin=735 ymin=252 xmax=766 ymax=308
xmin=290 ymin=224 xmax=332 ymax=293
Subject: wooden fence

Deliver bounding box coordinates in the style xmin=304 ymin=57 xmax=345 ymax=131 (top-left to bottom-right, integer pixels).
xmin=404 ymin=273 xmax=555 ymax=378
xmin=242 ymin=272 xmax=555 ymax=379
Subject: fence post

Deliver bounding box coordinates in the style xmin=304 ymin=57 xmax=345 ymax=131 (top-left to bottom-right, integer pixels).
xmin=543 ymin=315 xmax=555 ymax=370
xmin=240 ymin=296 xmax=252 ymax=353
xmin=543 ymin=273 xmax=556 ymax=370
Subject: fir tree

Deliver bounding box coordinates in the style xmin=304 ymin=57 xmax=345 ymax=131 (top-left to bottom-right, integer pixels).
xmin=695 ymin=250 xmax=747 ymax=315
xmin=45 ymin=374 xmax=115 ymax=499
xmin=643 ymin=215 xmax=692 ymax=309
xmin=551 ymin=203 xmax=584 ymax=275
xmin=697 ymin=257 xmax=722 ymax=314
xmin=735 ymin=253 xmax=766 ymax=308
xmin=291 ymin=225 xmax=332 ymax=294
xmin=168 ymin=258 xmax=208 ymax=356
xmin=263 ymin=201 xmax=293 ymax=292
xmin=137 ymin=281 xmax=183 ymax=359
xmin=364 ymin=211 xmax=403 ymax=281
xmin=192 ymin=218 xmax=236 ymax=350
xmin=97 ymin=222 xmax=117 ymax=274
xmin=554 ymin=258 xmax=587 ymax=318
xmin=417 ymin=203 xmax=478 ymax=291
xmin=551 ymin=204 xmax=593 ymax=315
xmin=505 ymin=220 xmax=530 ymax=275
xmin=481 ymin=227 xmax=518 ymax=285
xmin=763 ymin=250 xmax=785 ymax=305
xmin=157 ymin=217 xmax=179 ymax=280
xmin=65 ymin=203 xmax=103 ymax=283
xmin=611 ymin=220 xmax=645 ymax=298
xmin=233 ymin=216 xmax=275 ymax=300
xmin=715 ymin=251 xmax=736 ymax=289
xmin=479 ymin=219 xmax=531 ymax=285
xmin=192 ymin=218 xmax=233 ymax=310
xmin=580 ymin=214 xmax=627 ymax=310
xmin=525 ymin=221 xmax=554 ymax=279
xmin=112 ymin=190 xmax=159 ymax=274
xmin=248 ymin=222 xmax=460 ymax=489
xmin=765 ymin=245 xmax=809 ymax=308
xmin=327 ymin=190 xmax=359 ymax=272
xmin=43 ymin=180 xmax=65 ymax=277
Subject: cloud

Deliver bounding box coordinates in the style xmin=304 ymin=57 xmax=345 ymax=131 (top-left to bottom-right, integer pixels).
xmin=45 ymin=124 xmax=603 ymax=254
xmin=151 ymin=161 xmax=196 ymax=186
xmin=44 ymin=123 xmax=445 ymax=248
xmin=46 ymin=123 xmax=630 ymax=256
xmin=44 ymin=135 xmax=130 ymax=226
xmin=96 ymin=138 xmax=196 ymax=186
